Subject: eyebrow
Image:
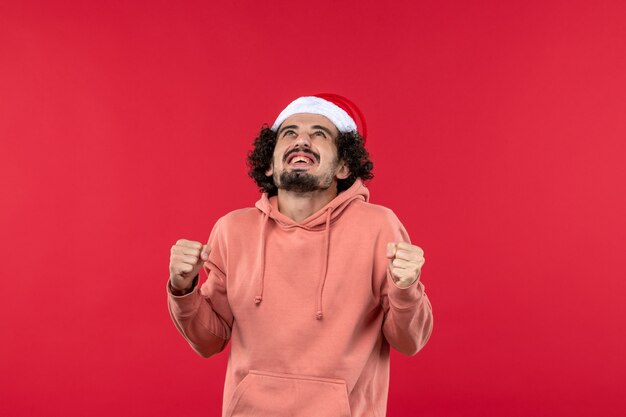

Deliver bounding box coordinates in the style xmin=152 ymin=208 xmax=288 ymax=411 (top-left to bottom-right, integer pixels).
xmin=277 ymin=125 xmax=298 ymax=136
xmin=277 ymin=124 xmax=336 ymax=137
xmin=312 ymin=125 xmax=335 ymax=137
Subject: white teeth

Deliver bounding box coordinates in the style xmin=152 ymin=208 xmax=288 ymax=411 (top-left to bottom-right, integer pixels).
xmin=290 ymin=156 xmax=312 ymax=164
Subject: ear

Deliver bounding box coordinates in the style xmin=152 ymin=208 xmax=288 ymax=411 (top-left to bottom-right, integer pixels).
xmin=265 ymin=163 xmax=273 ymax=177
xmin=335 ymin=161 xmax=350 ymax=180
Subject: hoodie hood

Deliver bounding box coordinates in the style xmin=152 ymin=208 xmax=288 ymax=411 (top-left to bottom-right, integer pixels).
xmin=254 ymin=179 xmax=370 ymax=227
xmin=252 ymin=179 xmax=370 ymax=319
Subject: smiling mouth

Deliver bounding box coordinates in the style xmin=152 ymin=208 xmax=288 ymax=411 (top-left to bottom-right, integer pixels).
xmin=288 ymin=155 xmax=315 ymax=165
xmin=284 ymin=150 xmax=319 ymax=168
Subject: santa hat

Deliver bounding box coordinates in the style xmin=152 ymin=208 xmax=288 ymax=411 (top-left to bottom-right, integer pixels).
xmin=271 ymin=93 xmax=368 ymax=141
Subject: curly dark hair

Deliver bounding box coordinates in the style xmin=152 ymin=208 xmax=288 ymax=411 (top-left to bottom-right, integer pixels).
xmin=247 ymin=125 xmax=374 ymax=196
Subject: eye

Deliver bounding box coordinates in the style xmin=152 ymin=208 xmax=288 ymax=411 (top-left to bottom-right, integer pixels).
xmin=313 ymin=130 xmax=327 ymax=138
xmin=282 ymin=130 xmax=297 ymax=137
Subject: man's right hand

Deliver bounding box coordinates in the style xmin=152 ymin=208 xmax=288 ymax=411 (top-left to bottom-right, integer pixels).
xmin=169 ymin=239 xmax=210 ymax=294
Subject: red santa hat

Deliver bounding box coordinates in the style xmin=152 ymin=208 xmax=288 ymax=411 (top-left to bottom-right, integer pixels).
xmin=271 ymin=93 xmax=368 ymax=141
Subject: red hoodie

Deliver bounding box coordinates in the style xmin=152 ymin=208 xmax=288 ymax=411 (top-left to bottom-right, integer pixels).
xmin=168 ymin=179 xmax=433 ymax=417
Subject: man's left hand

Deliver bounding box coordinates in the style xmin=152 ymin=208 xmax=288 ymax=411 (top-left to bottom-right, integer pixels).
xmin=386 ymin=242 xmax=425 ymax=288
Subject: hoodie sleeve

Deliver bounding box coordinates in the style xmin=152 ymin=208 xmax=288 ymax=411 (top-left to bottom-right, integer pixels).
xmin=380 ymin=212 xmax=433 ymax=356
xmin=167 ymin=219 xmax=234 ymax=358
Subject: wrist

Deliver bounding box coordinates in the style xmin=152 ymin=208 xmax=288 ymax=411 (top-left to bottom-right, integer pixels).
xmin=169 ymin=275 xmax=198 ymax=296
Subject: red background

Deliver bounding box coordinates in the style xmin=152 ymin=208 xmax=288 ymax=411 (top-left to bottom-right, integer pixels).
xmin=1 ymin=1 xmax=625 ymax=416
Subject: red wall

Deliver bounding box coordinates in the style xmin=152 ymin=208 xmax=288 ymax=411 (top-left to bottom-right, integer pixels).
xmin=2 ymin=1 xmax=625 ymax=416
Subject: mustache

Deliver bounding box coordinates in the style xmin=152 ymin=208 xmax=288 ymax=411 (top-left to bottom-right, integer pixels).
xmin=283 ymin=147 xmax=320 ymax=163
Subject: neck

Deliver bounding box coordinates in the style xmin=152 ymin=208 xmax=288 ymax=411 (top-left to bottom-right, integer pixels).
xmin=276 ymin=185 xmax=338 ymax=222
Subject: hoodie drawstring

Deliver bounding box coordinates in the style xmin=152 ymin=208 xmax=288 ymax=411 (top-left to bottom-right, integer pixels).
xmin=255 ymin=211 xmax=270 ymax=305
xmin=315 ymin=207 xmax=333 ymax=320
xmin=252 ymin=180 xmax=370 ymax=320
xmin=254 ymin=206 xmax=333 ymax=320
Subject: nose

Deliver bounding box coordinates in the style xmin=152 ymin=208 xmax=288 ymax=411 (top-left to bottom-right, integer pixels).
xmin=294 ymin=132 xmax=312 ymax=147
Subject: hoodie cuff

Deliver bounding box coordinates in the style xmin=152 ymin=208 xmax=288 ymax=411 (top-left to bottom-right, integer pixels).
xmin=386 ymin=270 xmax=425 ymax=311
xmin=167 ymin=276 xmax=202 ymax=317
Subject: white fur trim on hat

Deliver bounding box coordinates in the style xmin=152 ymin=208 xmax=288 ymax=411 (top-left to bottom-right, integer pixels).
xmin=271 ymin=96 xmax=357 ymax=133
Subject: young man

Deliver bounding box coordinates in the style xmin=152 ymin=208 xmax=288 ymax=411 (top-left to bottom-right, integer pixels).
xmin=167 ymin=95 xmax=433 ymax=417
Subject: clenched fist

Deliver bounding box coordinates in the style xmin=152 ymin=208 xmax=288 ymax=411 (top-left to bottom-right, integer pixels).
xmin=387 ymin=242 xmax=425 ymax=288
xmin=169 ymin=239 xmax=210 ymax=294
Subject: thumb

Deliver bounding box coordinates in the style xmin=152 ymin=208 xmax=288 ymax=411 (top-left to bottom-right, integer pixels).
xmin=200 ymin=244 xmax=211 ymax=261
xmin=386 ymin=242 xmax=397 ymax=259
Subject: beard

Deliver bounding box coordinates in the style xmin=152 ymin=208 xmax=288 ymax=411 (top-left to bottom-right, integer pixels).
xmin=276 ymin=170 xmax=333 ymax=193
xmin=272 ymin=147 xmax=339 ymax=193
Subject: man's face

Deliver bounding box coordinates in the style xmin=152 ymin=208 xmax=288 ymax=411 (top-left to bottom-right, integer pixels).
xmin=266 ymin=113 xmax=349 ymax=193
